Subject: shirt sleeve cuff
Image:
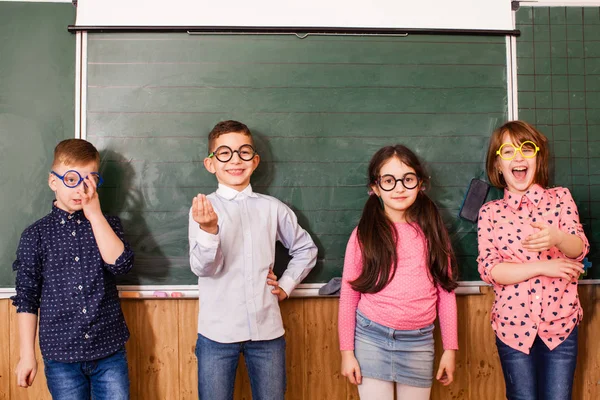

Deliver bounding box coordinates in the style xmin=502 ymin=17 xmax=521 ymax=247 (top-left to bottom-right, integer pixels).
xmin=277 ymin=275 xmax=297 ymax=297
xmin=195 ymin=227 xmax=220 ymax=247
xmin=482 ymin=262 xmax=500 ymax=286
xmin=11 ymin=296 xmax=39 ymax=315
xmin=443 ymin=343 xmax=459 ymax=351
xmin=113 ymin=248 xmax=134 ymax=266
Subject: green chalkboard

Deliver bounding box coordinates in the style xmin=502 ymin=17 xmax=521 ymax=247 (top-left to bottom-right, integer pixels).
xmin=86 ymin=33 xmax=508 ymax=284
xmin=516 ymin=6 xmax=600 ymax=279
xmin=0 ymin=2 xmax=75 ymax=288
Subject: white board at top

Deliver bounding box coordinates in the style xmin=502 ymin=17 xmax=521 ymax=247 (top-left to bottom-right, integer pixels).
xmin=74 ymin=0 xmax=514 ymax=31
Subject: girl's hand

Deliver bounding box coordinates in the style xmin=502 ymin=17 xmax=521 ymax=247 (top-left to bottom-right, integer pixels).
xmin=436 ymin=349 xmax=455 ymax=386
xmin=192 ymin=194 xmax=218 ymax=234
xmin=540 ymin=258 xmax=584 ymax=280
xmin=522 ymin=222 xmax=565 ymax=252
xmin=340 ymin=350 xmax=362 ymax=385
xmin=78 ymin=175 xmax=102 ymax=222
xmin=267 ymin=269 xmax=288 ymax=301
xmin=15 ymin=355 xmax=37 ymax=388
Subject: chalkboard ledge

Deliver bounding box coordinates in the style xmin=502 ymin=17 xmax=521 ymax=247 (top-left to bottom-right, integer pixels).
xmin=0 ymin=282 xmax=521 ymax=299
xmin=6 ymin=281 xmax=599 ymax=299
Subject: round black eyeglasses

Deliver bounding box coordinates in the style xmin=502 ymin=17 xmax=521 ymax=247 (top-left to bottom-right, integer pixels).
xmin=208 ymin=144 xmax=257 ymax=162
xmin=377 ymin=173 xmax=420 ymax=191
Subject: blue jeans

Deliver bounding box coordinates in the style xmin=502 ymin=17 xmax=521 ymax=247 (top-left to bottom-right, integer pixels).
xmin=43 ymin=348 xmax=129 ymax=400
xmin=195 ymin=333 xmax=286 ymax=400
xmin=496 ymin=326 xmax=578 ymax=400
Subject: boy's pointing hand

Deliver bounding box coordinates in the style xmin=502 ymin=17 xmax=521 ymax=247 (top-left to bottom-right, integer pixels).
xmin=192 ymin=194 xmax=218 ymax=234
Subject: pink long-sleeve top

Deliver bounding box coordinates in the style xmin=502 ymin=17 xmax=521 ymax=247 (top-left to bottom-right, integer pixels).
xmin=477 ymin=184 xmax=589 ymax=354
xmin=338 ymin=222 xmax=458 ymax=351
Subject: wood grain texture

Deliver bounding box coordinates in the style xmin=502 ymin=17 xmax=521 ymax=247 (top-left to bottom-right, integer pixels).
xmin=466 ymin=287 xmax=506 ymax=400
xmin=3 ymin=287 xmax=600 ymax=399
xmin=135 ymin=300 xmax=180 ymax=400
xmin=178 ymin=299 xmax=199 ymax=400
xmin=304 ymin=298 xmax=347 ymax=400
xmin=0 ymin=300 xmax=10 ymax=400
xmin=8 ymin=306 xmax=50 ymax=400
xmin=121 ymin=299 xmax=141 ymax=399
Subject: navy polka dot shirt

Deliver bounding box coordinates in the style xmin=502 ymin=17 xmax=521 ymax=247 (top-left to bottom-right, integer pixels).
xmin=11 ymin=203 xmax=134 ymax=362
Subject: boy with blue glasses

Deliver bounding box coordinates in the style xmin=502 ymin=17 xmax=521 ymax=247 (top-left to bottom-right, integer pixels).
xmin=189 ymin=120 xmax=318 ymax=400
xmin=12 ymin=139 xmax=134 ymax=399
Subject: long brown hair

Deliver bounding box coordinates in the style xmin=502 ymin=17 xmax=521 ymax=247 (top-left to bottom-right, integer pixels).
xmin=350 ymin=145 xmax=459 ymax=294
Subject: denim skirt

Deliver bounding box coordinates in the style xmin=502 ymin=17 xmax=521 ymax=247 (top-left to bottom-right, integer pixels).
xmin=354 ymin=310 xmax=435 ymax=387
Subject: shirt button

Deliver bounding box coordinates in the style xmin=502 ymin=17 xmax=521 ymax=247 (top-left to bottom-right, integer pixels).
xmin=82 ymin=308 xmax=87 ymax=314
xmin=77 ymin=220 xmax=82 ymax=224
xmin=61 ymin=219 xmax=65 ymax=225
xmin=75 ymin=256 xmax=80 ymax=262
xmin=78 ymin=285 xmax=83 ymax=290
xmin=68 ymin=215 xmax=73 ymax=220
xmin=84 ymin=334 xmax=90 ymax=339
xmin=72 ymin=231 xmax=76 ymax=237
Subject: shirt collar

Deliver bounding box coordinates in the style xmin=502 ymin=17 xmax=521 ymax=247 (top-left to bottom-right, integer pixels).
xmin=216 ymin=183 xmax=257 ymax=200
xmin=51 ymin=201 xmax=85 ymax=222
xmin=503 ymin=183 xmax=544 ymax=210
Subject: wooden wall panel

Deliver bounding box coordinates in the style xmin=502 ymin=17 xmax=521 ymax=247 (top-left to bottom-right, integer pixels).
xmin=121 ymin=299 xmax=141 ymax=399
xmin=573 ymin=285 xmax=600 ymax=400
xmin=431 ymin=295 xmax=470 ymax=400
xmin=135 ymin=300 xmax=180 ymax=400
xmin=8 ymin=306 xmax=50 ymax=400
xmin=281 ymin=299 xmax=306 ymax=400
xmin=466 ymin=287 xmax=506 ymax=400
xmin=0 ymin=300 xmax=10 ymax=400
xmin=178 ymin=300 xmax=199 ymax=400
xmin=2 ymin=285 xmax=600 ymax=399
xmin=304 ymin=298 xmax=346 ymax=400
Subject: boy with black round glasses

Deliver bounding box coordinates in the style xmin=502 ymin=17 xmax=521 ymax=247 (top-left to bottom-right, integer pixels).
xmin=12 ymin=139 xmax=133 ymax=399
xmin=188 ymin=120 xmax=317 ymax=400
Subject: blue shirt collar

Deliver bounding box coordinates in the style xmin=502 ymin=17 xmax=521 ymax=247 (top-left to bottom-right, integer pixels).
xmin=51 ymin=201 xmax=85 ymax=222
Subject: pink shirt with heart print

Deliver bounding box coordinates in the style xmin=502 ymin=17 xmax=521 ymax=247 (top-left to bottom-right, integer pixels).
xmin=477 ymin=184 xmax=589 ymax=354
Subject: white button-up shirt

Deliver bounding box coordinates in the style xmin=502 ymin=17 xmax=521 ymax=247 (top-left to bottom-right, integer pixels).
xmin=189 ymin=184 xmax=318 ymax=343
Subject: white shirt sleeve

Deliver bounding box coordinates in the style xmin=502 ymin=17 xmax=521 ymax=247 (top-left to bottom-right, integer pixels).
xmin=275 ymin=201 xmax=318 ymax=295
xmin=188 ymin=207 xmax=224 ymax=277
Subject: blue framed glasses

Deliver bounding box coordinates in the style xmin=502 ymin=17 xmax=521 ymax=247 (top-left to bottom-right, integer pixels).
xmin=51 ymin=170 xmax=103 ymax=188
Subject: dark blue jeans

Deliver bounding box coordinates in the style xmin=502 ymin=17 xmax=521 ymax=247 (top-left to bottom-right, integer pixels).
xmin=496 ymin=326 xmax=578 ymax=400
xmin=195 ymin=333 xmax=286 ymax=400
xmin=43 ymin=348 xmax=129 ymax=400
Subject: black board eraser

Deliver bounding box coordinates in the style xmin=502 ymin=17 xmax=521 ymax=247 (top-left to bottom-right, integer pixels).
xmin=458 ymin=179 xmax=490 ymax=222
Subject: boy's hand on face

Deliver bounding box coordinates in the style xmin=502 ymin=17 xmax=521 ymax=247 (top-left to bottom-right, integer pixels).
xmin=15 ymin=355 xmax=37 ymax=388
xmin=192 ymin=194 xmax=218 ymax=234
xmin=267 ymin=269 xmax=288 ymax=301
xmin=78 ymin=175 xmax=103 ymax=222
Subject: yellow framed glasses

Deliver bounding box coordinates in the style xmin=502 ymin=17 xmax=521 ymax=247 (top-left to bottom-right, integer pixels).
xmin=496 ymin=141 xmax=539 ymax=160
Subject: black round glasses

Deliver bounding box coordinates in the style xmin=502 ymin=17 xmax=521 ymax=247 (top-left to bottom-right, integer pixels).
xmin=377 ymin=173 xmax=420 ymax=191
xmin=208 ymin=144 xmax=257 ymax=162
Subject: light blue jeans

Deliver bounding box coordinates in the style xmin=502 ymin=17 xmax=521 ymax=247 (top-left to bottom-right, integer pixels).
xmin=195 ymin=333 xmax=286 ymax=400
xmin=43 ymin=348 xmax=129 ymax=400
xmin=496 ymin=325 xmax=578 ymax=400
